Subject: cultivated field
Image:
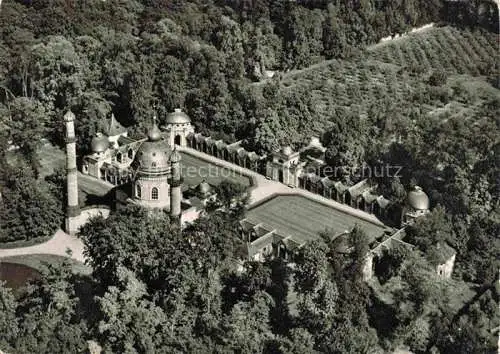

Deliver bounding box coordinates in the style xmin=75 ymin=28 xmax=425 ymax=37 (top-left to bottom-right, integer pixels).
xmin=246 ymin=194 xmax=387 ymax=244
xmin=271 ymin=26 xmax=499 ymax=141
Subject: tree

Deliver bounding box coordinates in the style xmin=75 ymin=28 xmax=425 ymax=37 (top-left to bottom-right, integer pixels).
xmin=278 ymin=328 xmax=317 ymax=354
xmin=323 ymin=111 xmax=368 ymax=183
xmin=3 ymin=97 xmax=47 ymax=172
xmin=323 ymin=4 xmax=347 ymax=59
xmin=29 ymin=36 xmax=86 ymax=111
xmin=282 ymin=5 xmax=323 ymax=69
xmin=294 ymin=241 xmax=338 ymax=340
xmin=218 ymin=291 xmax=275 ymax=352
xmin=127 ymin=57 xmax=155 ymax=127
xmin=79 ymin=205 xmax=178 ymax=290
xmin=253 ymin=107 xmax=288 ymax=153
xmin=14 ymin=261 xmax=88 ymax=354
xmin=0 ymin=166 xmax=63 ymax=243
xmin=405 ymin=206 xmax=454 ymax=252
xmin=212 ymin=16 xmax=245 ymax=80
xmin=0 ymin=281 xmax=19 ymax=351
xmin=428 ymin=70 xmax=447 ymax=86
xmin=214 ymin=179 xmax=249 ymax=211
xmin=97 ymin=266 xmax=167 ymax=353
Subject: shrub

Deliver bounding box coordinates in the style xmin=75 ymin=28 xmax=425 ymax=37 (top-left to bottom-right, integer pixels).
xmin=0 ymin=168 xmax=63 ymax=243
xmin=428 ymin=70 xmax=447 ymax=86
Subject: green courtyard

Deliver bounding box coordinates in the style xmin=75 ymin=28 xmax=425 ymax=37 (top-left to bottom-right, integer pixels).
xmin=246 ymin=195 xmax=388 ymax=244
xmin=179 ymin=152 xmax=252 ymax=188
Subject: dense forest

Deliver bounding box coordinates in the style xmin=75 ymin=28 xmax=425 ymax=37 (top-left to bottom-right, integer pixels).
xmin=0 ymin=0 xmax=499 ymax=353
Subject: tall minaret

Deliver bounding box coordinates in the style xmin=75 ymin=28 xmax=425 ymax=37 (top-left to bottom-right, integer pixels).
xmin=64 ymin=110 xmax=81 ymax=235
xmin=169 ymin=147 xmax=182 ymax=225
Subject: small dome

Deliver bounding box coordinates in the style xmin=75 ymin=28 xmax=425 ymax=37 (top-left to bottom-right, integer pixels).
xmin=169 ymin=148 xmax=182 ymax=163
xmin=148 ymin=121 xmax=162 ymax=141
xmin=281 ymin=146 xmax=293 ymax=156
xmin=197 ymin=180 xmax=212 ymax=195
xmin=166 ymin=108 xmax=191 ymax=124
xmin=91 ymin=133 xmax=109 ymax=153
xmin=407 ymin=186 xmax=430 ymax=210
xmin=64 ymin=110 xmax=75 ymax=122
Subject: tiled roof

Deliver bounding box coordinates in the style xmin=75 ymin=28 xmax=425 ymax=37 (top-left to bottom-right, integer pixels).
xmin=106 ymin=113 xmax=127 ymax=136
xmin=117 ymin=136 xmax=136 ymax=146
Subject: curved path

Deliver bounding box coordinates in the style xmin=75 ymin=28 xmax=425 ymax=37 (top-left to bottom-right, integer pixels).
xmin=0 ymin=208 xmax=110 ymax=264
xmin=0 ymin=229 xmax=86 ymax=263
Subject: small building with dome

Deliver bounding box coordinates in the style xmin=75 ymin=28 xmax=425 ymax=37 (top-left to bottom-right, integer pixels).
xmin=403 ymin=186 xmax=430 ymax=225
xmin=163 ymin=108 xmax=195 ymax=147
xmin=81 ymin=109 xmax=197 ymax=223
xmin=129 ymin=121 xmax=173 ymax=209
xmin=265 ymin=146 xmax=303 ymax=186
xmin=82 ymin=119 xmax=145 ymax=185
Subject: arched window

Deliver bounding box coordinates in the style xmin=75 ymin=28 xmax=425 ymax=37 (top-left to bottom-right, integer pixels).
xmin=151 ymin=187 xmax=159 ymax=200
xmin=128 ymin=149 xmax=133 ymax=159
xmin=116 ymin=152 xmax=122 ymax=163
xmin=136 ymin=184 xmax=141 ymax=198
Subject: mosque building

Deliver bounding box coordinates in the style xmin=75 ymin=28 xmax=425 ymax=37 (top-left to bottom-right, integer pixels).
xmin=65 ymin=107 xmax=445 ymax=279
xmin=69 ymin=108 xmax=214 ymax=230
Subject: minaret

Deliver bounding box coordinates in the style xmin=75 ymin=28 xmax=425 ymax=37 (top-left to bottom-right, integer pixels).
xmin=169 ymin=147 xmax=182 ymax=224
xmin=64 ymin=110 xmax=81 ymax=235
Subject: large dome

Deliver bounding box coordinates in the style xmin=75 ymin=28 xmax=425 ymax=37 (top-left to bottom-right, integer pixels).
xmin=407 ymin=186 xmax=430 ymax=210
xmin=166 ymin=108 xmax=191 ymax=124
xmin=91 ymin=133 xmax=109 ymax=153
xmin=133 ymin=124 xmax=171 ymax=175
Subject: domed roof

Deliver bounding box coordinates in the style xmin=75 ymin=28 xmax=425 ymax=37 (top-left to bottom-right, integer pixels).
xmin=91 ymin=133 xmax=109 ymax=153
xmin=309 ymin=136 xmax=322 ymax=148
xmin=166 ymin=108 xmax=191 ymax=124
xmin=281 ymin=146 xmax=293 ymax=156
xmin=197 ymin=180 xmax=212 ymax=195
xmin=148 ymin=120 xmax=162 ymax=141
xmin=133 ymin=123 xmax=171 ymax=174
xmin=407 ymin=186 xmax=430 ymax=210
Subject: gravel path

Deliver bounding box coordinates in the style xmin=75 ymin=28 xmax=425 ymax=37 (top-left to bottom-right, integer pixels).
xmin=0 ymin=208 xmax=110 ymax=263
xmin=0 ymin=229 xmax=86 ymax=263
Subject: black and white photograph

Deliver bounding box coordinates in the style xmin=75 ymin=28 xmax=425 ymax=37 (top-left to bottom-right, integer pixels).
xmin=0 ymin=0 xmax=498 ymax=353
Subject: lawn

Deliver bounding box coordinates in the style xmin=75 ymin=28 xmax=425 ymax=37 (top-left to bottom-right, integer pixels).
xmin=1 ymin=253 xmax=91 ymax=275
xmin=36 ymin=141 xmax=66 ymax=177
xmin=179 ymin=152 xmax=252 ymax=188
xmin=246 ymin=195 xmax=387 ymax=244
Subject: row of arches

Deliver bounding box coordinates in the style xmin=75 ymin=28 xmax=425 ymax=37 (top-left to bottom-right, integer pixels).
xmin=299 ymin=176 xmax=390 ymax=219
xmin=186 ymin=134 xmax=265 ymax=173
